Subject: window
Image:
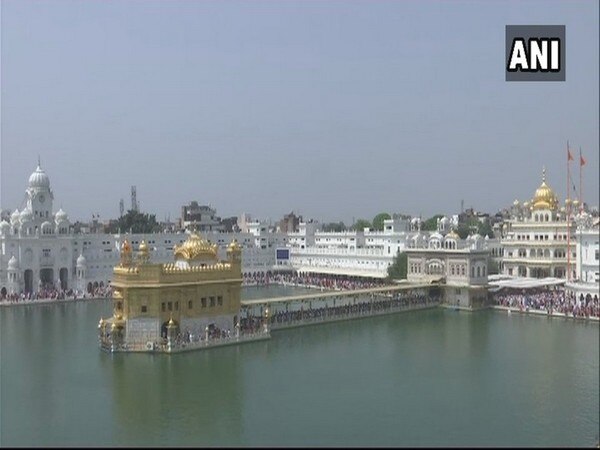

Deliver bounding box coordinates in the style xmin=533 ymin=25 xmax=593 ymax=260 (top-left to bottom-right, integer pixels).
xmin=210 ymin=296 xmax=216 ymax=307
xmin=168 ymin=301 xmax=172 ymax=311
xmin=188 ymin=300 xmax=193 ymax=309
xmin=162 ymin=302 xmax=166 ymax=312
xmin=596 ymin=250 xmax=599 ymax=261
xmin=201 ymin=297 xmax=207 ymax=308
xmin=141 ymin=305 xmax=147 ymax=313
xmin=175 ymin=301 xmax=179 ymax=311
xmin=218 ymin=296 xmax=223 ymax=306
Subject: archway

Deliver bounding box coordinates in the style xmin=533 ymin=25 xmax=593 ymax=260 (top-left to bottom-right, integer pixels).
xmin=93 ymin=281 xmax=99 ymax=290
xmin=24 ymin=269 xmax=34 ymax=293
xmin=1 ymin=287 xmax=6 ymax=298
xmin=40 ymin=268 xmax=54 ymax=288
xmin=59 ymin=268 xmax=68 ymax=290
xmin=87 ymin=282 xmax=93 ymax=294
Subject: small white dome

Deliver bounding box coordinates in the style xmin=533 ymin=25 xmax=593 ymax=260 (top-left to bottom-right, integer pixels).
xmin=430 ymin=232 xmax=443 ymax=241
xmin=0 ymin=220 xmax=10 ymax=234
xmin=440 ymin=217 xmax=450 ymax=225
xmin=55 ymin=208 xmax=68 ymax=222
xmin=76 ymin=254 xmax=86 ymax=266
xmin=19 ymin=209 xmax=33 ymax=222
xmin=10 ymin=209 xmax=20 ymax=224
xmin=41 ymin=221 xmax=53 ymax=230
xmin=28 ymin=164 xmax=50 ymax=188
xmin=8 ymin=255 xmax=19 ymax=270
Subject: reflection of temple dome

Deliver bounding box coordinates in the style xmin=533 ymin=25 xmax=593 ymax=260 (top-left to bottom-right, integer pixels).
xmin=139 ymin=240 xmax=148 ymax=252
xmin=532 ymin=168 xmax=558 ymax=211
xmin=8 ymin=255 xmax=19 ymax=270
xmin=174 ymin=233 xmax=218 ymax=261
xmin=76 ymin=254 xmax=86 ymax=267
xmin=28 ymin=164 xmax=50 ymax=188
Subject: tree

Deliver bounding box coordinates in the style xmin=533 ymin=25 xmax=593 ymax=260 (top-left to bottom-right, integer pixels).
xmin=387 ymin=251 xmax=407 ymax=280
xmin=477 ymin=221 xmax=494 ymax=238
xmin=422 ymin=214 xmax=444 ymax=231
xmin=372 ymin=212 xmax=391 ymax=231
xmin=321 ymin=221 xmax=347 ymax=232
xmin=352 ymin=219 xmax=372 ymax=231
xmin=456 ymin=223 xmax=470 ymax=239
xmin=107 ymin=210 xmax=162 ymax=234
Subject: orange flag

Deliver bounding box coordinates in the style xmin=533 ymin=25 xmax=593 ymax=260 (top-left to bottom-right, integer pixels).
xmin=580 ymin=155 xmax=586 ymax=166
xmin=568 ymin=149 xmax=574 ymax=161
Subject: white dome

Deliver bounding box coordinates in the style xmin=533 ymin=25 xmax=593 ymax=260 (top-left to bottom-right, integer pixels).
xmin=41 ymin=221 xmax=53 ymax=231
xmin=0 ymin=220 xmax=10 ymax=234
xmin=411 ymin=217 xmax=420 ymax=224
xmin=10 ymin=209 xmax=20 ymax=224
xmin=28 ymin=164 xmax=50 ymax=188
xmin=19 ymin=209 xmax=33 ymax=222
xmin=430 ymin=232 xmax=443 ymax=241
xmin=8 ymin=255 xmax=19 ymax=270
xmin=76 ymin=254 xmax=86 ymax=267
xmin=55 ymin=208 xmax=69 ymax=222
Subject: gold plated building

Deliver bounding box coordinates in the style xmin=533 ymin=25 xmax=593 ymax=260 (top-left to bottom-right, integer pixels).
xmin=99 ymin=233 xmax=244 ymax=351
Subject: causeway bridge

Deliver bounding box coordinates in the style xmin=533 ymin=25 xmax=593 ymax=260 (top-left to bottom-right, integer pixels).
xmin=240 ymin=283 xmax=441 ymax=331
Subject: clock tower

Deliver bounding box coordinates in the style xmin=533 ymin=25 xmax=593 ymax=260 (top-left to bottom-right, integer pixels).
xmin=26 ymin=162 xmax=54 ymax=223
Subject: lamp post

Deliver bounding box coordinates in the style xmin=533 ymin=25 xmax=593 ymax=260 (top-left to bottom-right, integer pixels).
xmin=263 ymin=307 xmax=270 ymax=334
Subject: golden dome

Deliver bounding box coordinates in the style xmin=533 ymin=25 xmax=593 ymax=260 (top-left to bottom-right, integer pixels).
xmin=173 ymin=233 xmax=218 ymax=261
xmin=227 ymin=239 xmax=241 ymax=253
xmin=98 ymin=318 xmax=105 ymax=328
xmin=572 ymin=199 xmax=580 ymax=207
xmin=513 ymin=199 xmax=520 ymax=206
xmin=532 ymin=167 xmax=558 ymax=211
xmin=139 ymin=240 xmax=148 ymax=252
xmin=446 ymin=229 xmax=460 ymax=240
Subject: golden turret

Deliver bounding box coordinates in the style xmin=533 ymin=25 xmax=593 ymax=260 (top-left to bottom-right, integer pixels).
xmin=120 ymin=239 xmax=133 ymax=266
xmin=137 ymin=240 xmax=150 ymax=264
xmin=532 ymin=167 xmax=558 ymax=211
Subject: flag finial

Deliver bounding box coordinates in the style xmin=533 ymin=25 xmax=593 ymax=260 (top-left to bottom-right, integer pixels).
xmin=37 ymin=155 xmax=41 ymax=168
xmin=542 ymin=166 xmax=546 ymax=182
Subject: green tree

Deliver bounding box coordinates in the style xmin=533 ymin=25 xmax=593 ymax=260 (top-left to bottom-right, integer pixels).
xmin=322 ymin=221 xmax=347 ymax=232
xmin=422 ymin=214 xmax=444 ymax=231
xmin=352 ymin=219 xmax=372 ymax=231
xmin=387 ymin=251 xmax=407 ymax=280
xmin=477 ymin=221 xmax=494 ymax=238
xmin=108 ymin=210 xmax=162 ymax=234
xmin=372 ymin=212 xmax=392 ymax=231
xmin=456 ymin=223 xmax=471 ymax=239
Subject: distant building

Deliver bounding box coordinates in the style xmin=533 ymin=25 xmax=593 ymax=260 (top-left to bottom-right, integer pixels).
xmin=278 ymin=211 xmax=302 ymax=233
xmin=181 ymin=201 xmax=224 ymax=232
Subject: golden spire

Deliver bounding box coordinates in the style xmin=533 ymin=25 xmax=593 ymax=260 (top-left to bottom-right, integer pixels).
xmin=532 ymin=167 xmax=558 ymax=211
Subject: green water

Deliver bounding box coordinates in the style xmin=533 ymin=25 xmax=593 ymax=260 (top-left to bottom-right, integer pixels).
xmin=1 ymin=286 xmax=598 ymax=447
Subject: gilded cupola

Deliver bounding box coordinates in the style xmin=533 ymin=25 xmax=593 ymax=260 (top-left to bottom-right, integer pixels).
xmin=173 ymin=233 xmax=218 ymax=261
xmin=531 ymin=167 xmax=558 ymax=211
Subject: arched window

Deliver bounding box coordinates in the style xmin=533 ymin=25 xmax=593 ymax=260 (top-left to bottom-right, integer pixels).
xmin=477 ymin=266 xmax=481 ymax=277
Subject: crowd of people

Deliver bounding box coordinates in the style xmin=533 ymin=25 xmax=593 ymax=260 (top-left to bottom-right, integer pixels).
xmin=493 ymin=288 xmax=600 ymax=319
xmin=243 ymin=271 xmax=390 ymax=291
xmin=0 ymin=284 xmax=112 ymax=304
xmin=242 ymin=291 xmax=439 ymax=329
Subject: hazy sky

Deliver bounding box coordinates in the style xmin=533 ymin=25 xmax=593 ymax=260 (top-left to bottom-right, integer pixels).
xmin=1 ymin=0 xmax=598 ymax=224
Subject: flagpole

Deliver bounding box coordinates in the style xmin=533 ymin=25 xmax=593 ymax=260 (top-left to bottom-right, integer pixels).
xmin=579 ymin=147 xmax=583 ymax=213
xmin=566 ymin=141 xmax=571 ymax=282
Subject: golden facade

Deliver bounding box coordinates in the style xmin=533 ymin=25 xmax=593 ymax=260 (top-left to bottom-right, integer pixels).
xmin=99 ymin=233 xmax=243 ymax=349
